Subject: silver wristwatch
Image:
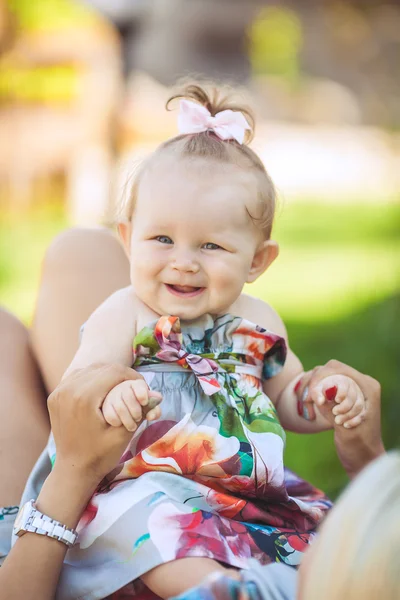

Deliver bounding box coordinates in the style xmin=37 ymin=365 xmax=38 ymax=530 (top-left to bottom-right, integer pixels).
xmin=13 ymin=500 xmax=78 ymax=547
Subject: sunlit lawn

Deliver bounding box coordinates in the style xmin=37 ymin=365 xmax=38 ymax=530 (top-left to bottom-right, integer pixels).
xmin=0 ymin=198 xmax=399 ymax=497
xmin=0 ymin=202 xmax=68 ymax=321
xmin=249 ymin=201 xmax=400 ymax=321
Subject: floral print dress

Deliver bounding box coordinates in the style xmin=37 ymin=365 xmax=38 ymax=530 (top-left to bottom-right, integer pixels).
xmin=45 ymin=314 xmax=331 ymax=599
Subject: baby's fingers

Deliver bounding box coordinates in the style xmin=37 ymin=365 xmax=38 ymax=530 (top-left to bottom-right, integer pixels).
xmin=331 ymin=393 xmax=356 ymax=416
xmin=124 ymin=381 xmax=162 ymax=424
xmin=146 ymin=405 xmax=161 ymax=422
xmin=122 ymin=385 xmax=144 ymax=423
xmin=332 ymin=382 xmax=362 ymax=416
xmin=310 ymin=375 xmax=348 ymax=407
xmin=102 ymin=401 xmax=123 ymax=428
xmin=339 ymin=410 xmax=366 ymax=429
xmin=334 ymin=390 xmax=365 ymax=428
xmin=331 ymin=379 xmax=353 ymax=407
xmin=114 ymin=398 xmax=138 ymax=432
xmin=131 ymin=380 xmax=162 ymax=407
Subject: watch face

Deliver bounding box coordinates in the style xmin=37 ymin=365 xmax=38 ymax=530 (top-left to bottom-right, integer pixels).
xmin=14 ymin=501 xmax=33 ymax=534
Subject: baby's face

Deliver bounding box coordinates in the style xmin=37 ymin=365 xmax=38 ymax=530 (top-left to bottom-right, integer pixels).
xmin=124 ymin=155 xmax=269 ymax=320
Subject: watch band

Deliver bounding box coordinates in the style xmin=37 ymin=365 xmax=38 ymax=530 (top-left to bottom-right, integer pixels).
xmin=15 ymin=500 xmax=78 ymax=547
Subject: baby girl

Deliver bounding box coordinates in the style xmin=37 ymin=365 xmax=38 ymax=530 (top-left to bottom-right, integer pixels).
xmin=52 ymin=83 xmax=365 ymax=600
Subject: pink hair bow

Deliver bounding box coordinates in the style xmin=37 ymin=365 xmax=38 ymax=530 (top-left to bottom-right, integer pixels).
xmin=178 ymin=99 xmax=251 ymax=144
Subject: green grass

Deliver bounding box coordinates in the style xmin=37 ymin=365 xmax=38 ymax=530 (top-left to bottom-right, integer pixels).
xmin=284 ymin=295 xmax=399 ymax=497
xmin=247 ymin=201 xmax=400 ymax=322
xmin=0 ymin=202 xmax=68 ymax=323
xmin=0 ymin=198 xmax=399 ymax=497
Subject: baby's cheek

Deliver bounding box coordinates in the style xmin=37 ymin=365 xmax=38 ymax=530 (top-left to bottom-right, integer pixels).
xmin=213 ymin=266 xmax=245 ymax=306
xmin=214 ymin=265 xmax=238 ymax=288
xmin=220 ymin=257 xmax=246 ymax=284
xmin=132 ymin=261 xmax=158 ymax=287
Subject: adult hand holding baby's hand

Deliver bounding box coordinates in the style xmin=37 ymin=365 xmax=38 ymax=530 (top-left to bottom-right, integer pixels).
xmin=297 ymin=360 xmax=385 ymax=479
xmin=296 ymin=371 xmax=365 ymax=429
xmin=102 ymin=380 xmax=162 ymax=432
xmin=48 ymin=363 xmax=147 ymax=486
xmin=310 ymin=374 xmax=366 ymax=429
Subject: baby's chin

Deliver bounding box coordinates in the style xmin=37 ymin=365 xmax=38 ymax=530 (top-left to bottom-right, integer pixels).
xmin=147 ymin=299 xmax=216 ymax=321
xmin=157 ymin=304 xmax=210 ymax=321
xmin=137 ymin=288 xmax=233 ymax=320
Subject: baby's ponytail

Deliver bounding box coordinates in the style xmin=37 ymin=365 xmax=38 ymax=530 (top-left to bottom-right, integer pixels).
xmin=167 ymin=82 xmax=255 ymax=145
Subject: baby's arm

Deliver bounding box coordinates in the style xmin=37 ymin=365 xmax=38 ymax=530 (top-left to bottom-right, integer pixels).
xmin=62 ymin=286 xmax=161 ymax=429
xmin=239 ymin=296 xmax=364 ymax=433
xmin=63 ymin=285 xmax=137 ymax=378
xmin=264 ymin=345 xmax=335 ymax=433
xmin=276 ymin=370 xmax=366 ymax=432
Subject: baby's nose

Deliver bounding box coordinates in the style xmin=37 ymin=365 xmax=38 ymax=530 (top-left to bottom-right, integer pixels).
xmin=171 ymin=254 xmax=200 ymax=273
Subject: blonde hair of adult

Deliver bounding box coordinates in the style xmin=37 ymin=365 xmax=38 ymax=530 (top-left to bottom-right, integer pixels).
xmin=301 ymin=451 xmax=400 ymax=600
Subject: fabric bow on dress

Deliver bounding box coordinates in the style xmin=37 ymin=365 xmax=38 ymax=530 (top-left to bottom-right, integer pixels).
xmin=153 ymin=316 xmax=222 ymax=395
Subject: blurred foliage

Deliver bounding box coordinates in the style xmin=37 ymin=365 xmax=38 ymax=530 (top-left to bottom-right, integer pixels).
xmin=248 ymin=6 xmax=302 ymax=80
xmin=7 ymin=0 xmax=96 ymax=32
xmin=1 ymin=0 xmax=98 ymax=103
xmin=0 ymin=200 xmax=68 ymax=319
xmin=285 ymin=294 xmax=399 ymax=498
xmin=0 ymin=198 xmax=398 ymax=498
xmin=0 ymin=65 xmax=78 ymax=102
xmin=249 ymin=202 xmax=400 ymax=322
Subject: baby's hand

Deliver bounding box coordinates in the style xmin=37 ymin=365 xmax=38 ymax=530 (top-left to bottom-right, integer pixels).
xmin=312 ymin=375 xmax=366 ymax=429
xmin=102 ymin=380 xmax=162 ymax=432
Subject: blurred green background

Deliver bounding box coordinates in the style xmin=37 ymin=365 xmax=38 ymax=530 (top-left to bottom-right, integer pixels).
xmin=1 ymin=0 xmax=399 ymax=499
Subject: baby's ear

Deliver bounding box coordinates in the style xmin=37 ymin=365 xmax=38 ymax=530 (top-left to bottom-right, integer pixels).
xmin=117 ymin=222 xmax=132 ymax=258
xmin=247 ymin=240 xmax=279 ymax=283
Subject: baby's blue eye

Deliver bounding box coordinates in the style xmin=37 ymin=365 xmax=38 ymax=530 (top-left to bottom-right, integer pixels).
xmin=203 ymin=242 xmax=221 ymax=250
xmin=156 ymin=236 xmax=173 ymax=244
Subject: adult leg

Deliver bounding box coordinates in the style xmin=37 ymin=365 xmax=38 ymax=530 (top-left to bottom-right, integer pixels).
xmin=141 ymin=558 xmax=239 ymax=599
xmin=0 ymin=309 xmax=49 ymax=506
xmin=31 ymin=228 xmax=130 ymax=393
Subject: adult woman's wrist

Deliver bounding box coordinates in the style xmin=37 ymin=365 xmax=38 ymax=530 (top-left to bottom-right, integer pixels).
xmin=347 ymin=441 xmax=386 ymax=479
xmin=34 ymin=463 xmax=101 ymax=530
xmin=52 ymin=458 xmax=104 ymax=492
xmin=335 ymin=428 xmax=386 ymax=480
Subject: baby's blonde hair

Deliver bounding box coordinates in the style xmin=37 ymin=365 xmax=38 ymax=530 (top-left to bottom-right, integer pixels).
xmin=119 ymin=82 xmax=277 ymax=239
xmin=302 ymin=451 xmax=400 ymax=600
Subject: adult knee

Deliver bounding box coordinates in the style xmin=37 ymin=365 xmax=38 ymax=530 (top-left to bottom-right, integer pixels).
xmin=0 ymin=308 xmax=30 ymax=351
xmin=41 ymin=227 xmax=126 ymax=276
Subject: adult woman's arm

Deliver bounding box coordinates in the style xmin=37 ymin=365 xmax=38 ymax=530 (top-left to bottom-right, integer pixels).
xmin=0 ymin=364 xmax=142 ymax=600
xmin=1 ymin=467 xmax=98 ymax=600
xmin=298 ymin=360 xmax=385 ymax=479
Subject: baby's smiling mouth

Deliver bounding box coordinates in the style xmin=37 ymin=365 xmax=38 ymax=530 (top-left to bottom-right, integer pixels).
xmin=165 ymin=284 xmax=205 ymax=297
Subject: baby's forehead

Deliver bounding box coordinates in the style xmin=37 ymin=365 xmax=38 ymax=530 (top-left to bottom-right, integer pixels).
xmin=144 ymin=151 xmax=254 ymax=181
xmin=137 ymin=154 xmax=259 ymax=224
